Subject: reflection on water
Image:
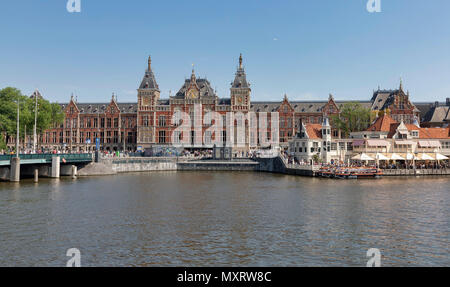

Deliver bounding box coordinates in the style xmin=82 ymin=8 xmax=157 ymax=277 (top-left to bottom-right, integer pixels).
xmin=0 ymin=172 xmax=449 ymax=266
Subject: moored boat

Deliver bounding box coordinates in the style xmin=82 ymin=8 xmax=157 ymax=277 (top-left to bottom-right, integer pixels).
xmin=318 ymin=166 xmax=383 ymax=179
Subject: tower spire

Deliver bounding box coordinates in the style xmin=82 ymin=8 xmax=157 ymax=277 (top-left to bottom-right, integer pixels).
xmin=239 ymin=53 xmax=243 ymax=69
xmin=399 ymin=77 xmax=403 ymax=91
xmin=191 ymin=64 xmax=196 ymax=82
xmin=148 ymin=55 xmax=152 ymax=71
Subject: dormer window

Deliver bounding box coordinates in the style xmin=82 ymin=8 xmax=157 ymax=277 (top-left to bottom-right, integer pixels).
xmin=411 ymin=131 xmax=419 ymax=137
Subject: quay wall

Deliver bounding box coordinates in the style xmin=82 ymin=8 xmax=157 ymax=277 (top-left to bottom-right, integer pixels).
xmin=255 ymin=157 xmax=316 ymax=176
xmin=75 ymin=156 xmax=449 ymax=178
xmin=178 ymin=160 xmax=259 ymax=171
xmin=384 ymin=168 xmax=450 ymax=176
xmin=78 ymin=158 xmax=177 ymax=176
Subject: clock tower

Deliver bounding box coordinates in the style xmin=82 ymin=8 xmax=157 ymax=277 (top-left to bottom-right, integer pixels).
xmin=185 ymin=68 xmax=200 ymax=99
xmin=231 ymin=54 xmax=251 ymax=111
xmin=138 ymin=56 xmax=160 ymax=108
xmin=137 ymin=55 xmax=160 ymax=147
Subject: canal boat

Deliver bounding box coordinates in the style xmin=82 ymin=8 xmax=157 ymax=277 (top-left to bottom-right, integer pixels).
xmin=318 ymin=166 xmax=383 ymax=179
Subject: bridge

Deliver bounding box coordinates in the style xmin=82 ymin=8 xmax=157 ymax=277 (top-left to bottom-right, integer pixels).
xmin=0 ymin=153 xmax=93 ymax=182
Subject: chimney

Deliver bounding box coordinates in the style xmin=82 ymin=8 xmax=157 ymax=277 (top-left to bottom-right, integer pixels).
xmin=446 ymin=98 xmax=450 ymax=106
xmin=435 ymin=101 xmax=439 ymax=107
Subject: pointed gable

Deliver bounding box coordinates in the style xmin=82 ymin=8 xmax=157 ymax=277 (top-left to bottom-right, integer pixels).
xmin=322 ymin=94 xmax=339 ymax=116
xmin=105 ymin=94 xmax=120 ymax=114
xmin=279 ymin=94 xmax=294 ymax=113
xmin=64 ymin=95 xmax=80 ymax=114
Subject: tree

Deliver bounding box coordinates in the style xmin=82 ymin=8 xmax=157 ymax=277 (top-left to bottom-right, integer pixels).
xmin=0 ymin=87 xmax=31 ymax=140
xmin=0 ymin=87 xmax=64 ymax=146
xmin=0 ymin=133 xmax=6 ymax=151
xmin=330 ymin=102 xmax=374 ymax=137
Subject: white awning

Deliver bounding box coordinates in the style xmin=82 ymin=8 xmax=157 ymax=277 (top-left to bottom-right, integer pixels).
xmin=430 ymin=141 xmax=442 ymax=147
xmin=352 ymin=140 xmax=365 ymax=147
xmin=418 ymin=140 xmax=441 ymax=148
xmin=367 ymin=139 xmax=389 ymax=147
xmin=395 ymin=140 xmax=414 ymax=145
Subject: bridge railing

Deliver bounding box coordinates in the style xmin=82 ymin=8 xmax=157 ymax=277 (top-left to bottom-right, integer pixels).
xmin=60 ymin=153 xmax=94 ymax=162
xmin=0 ymin=153 xmax=93 ymax=163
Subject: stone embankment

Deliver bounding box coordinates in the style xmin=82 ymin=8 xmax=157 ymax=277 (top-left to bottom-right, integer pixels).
xmin=76 ymin=156 xmax=450 ymax=178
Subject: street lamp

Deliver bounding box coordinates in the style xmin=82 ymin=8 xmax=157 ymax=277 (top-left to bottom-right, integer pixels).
xmin=33 ymin=90 xmax=39 ymax=154
xmin=16 ymin=99 xmax=20 ymax=157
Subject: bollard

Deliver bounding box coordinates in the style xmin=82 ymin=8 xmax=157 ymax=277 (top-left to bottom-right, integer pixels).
xmin=34 ymin=169 xmax=39 ymax=183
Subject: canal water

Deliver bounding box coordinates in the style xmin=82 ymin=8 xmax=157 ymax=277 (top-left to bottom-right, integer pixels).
xmin=0 ymin=172 xmax=448 ymax=266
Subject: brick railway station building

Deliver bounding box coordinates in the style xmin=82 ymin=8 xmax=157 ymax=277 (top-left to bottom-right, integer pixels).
xmin=11 ymin=55 xmax=447 ymax=153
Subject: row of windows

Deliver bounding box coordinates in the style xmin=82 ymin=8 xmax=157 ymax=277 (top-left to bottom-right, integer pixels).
xmin=41 ymin=131 xmax=136 ymax=144
xmin=64 ymin=117 xmax=135 ymax=129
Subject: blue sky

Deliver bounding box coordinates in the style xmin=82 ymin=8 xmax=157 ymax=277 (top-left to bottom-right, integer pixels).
xmin=1 ymin=0 xmax=449 ymax=103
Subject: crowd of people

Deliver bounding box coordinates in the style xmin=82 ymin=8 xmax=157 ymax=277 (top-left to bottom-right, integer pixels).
xmin=280 ymin=151 xmax=450 ymax=170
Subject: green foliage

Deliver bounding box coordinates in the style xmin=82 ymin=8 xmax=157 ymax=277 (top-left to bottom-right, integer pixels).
xmin=331 ymin=102 xmax=373 ymax=137
xmin=0 ymin=87 xmax=64 ymax=141
xmin=0 ymin=133 xmax=6 ymax=150
xmin=312 ymin=154 xmax=321 ymax=164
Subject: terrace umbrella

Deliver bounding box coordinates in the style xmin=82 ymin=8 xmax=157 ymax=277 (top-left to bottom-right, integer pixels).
xmin=352 ymin=153 xmax=374 ymax=161
xmin=375 ymin=153 xmax=389 ymax=168
xmin=375 ymin=153 xmax=389 ymax=160
xmin=405 ymin=153 xmax=418 ymax=169
xmin=434 ymin=153 xmax=449 ymax=169
xmin=390 ymin=153 xmax=404 ymax=160
xmin=405 ymin=153 xmax=417 ymax=160
xmin=418 ymin=153 xmax=434 ymax=160
xmin=435 ymin=153 xmax=449 ymax=160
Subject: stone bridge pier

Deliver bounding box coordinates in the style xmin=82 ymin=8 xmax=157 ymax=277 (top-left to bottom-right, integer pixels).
xmin=0 ymin=155 xmax=91 ymax=182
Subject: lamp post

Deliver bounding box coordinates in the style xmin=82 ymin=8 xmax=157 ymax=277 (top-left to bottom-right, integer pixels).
xmin=16 ymin=99 xmax=20 ymax=157
xmin=33 ymin=91 xmax=38 ymax=153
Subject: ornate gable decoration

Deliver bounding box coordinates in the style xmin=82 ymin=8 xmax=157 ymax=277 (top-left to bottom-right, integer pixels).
xmin=279 ymin=94 xmax=294 ymax=113
xmin=106 ymin=94 xmax=120 ymax=114
xmin=322 ymin=94 xmax=339 ymax=116
xmin=65 ymin=95 xmax=80 ymax=114
xmin=186 ymin=68 xmax=200 ymax=99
